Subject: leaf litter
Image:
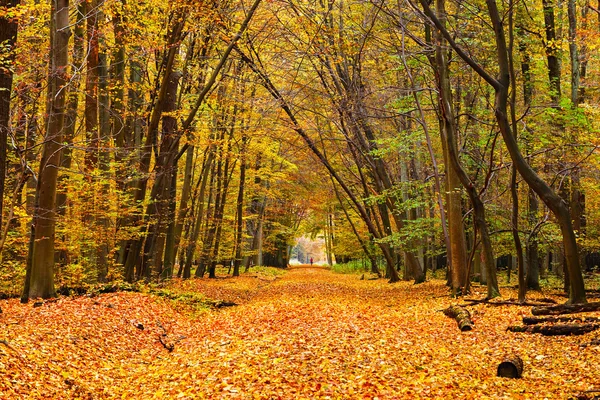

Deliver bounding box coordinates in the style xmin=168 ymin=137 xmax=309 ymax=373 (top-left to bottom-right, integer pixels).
xmin=1 ymin=268 xmax=599 ymax=399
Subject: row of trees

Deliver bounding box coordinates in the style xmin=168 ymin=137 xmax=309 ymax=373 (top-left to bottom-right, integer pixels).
xmin=0 ymin=0 xmax=598 ymax=304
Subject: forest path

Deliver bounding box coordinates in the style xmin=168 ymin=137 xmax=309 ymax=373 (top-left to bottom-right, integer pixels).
xmin=1 ymin=268 xmax=599 ymax=398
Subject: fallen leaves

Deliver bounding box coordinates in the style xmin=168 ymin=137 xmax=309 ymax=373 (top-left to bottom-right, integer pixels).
xmin=0 ymin=269 xmax=599 ymax=398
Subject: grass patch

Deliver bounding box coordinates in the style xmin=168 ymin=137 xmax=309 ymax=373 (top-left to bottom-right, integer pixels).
xmin=150 ymin=288 xmax=213 ymax=314
xmin=245 ymin=266 xmax=287 ymax=277
xmin=331 ymin=259 xmax=370 ymax=275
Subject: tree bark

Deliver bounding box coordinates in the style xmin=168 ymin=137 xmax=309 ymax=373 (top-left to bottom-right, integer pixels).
xmin=497 ymin=355 xmax=523 ymax=378
xmin=0 ymin=0 xmax=19 ymax=258
xmin=542 ymin=0 xmax=562 ymax=106
xmin=443 ymin=305 xmax=474 ymax=331
xmin=28 ymin=0 xmax=70 ymax=299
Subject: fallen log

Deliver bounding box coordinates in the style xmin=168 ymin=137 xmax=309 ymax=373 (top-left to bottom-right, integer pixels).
xmin=443 ymin=305 xmax=473 ymax=331
xmin=522 ymin=316 xmax=600 ymax=325
xmin=531 ymin=301 xmax=600 ymax=316
xmin=210 ymin=300 xmax=237 ymax=308
xmin=497 ymin=355 xmax=523 ymax=378
xmin=462 ymin=298 xmax=556 ymax=307
xmin=507 ymin=323 xmax=600 ymax=336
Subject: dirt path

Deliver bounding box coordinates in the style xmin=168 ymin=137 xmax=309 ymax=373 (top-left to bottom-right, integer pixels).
xmin=2 ymin=268 xmax=599 ymax=398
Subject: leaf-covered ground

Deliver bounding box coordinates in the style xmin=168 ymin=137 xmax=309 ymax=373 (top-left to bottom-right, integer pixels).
xmin=1 ymin=267 xmax=600 ymax=399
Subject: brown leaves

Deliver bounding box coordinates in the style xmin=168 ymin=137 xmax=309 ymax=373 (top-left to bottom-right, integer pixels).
xmin=1 ymin=270 xmax=600 ymax=398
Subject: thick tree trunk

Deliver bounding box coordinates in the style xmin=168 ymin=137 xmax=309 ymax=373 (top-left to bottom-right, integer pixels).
xmin=522 ymin=316 xmax=600 ymax=325
xmin=28 ymin=0 xmax=70 ymax=299
xmin=55 ymin=0 xmax=84 ymax=271
xmin=97 ymin=28 xmax=110 ymax=281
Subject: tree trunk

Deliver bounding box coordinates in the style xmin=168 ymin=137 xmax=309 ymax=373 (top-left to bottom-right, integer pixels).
xmin=28 ymin=0 xmax=70 ymax=299
xmin=184 ymin=151 xmax=213 ymax=278
xmin=508 ymin=5 xmax=526 ymax=302
xmin=0 ymin=0 xmax=18 ymax=256
xmin=542 ymin=0 xmax=561 ymax=106
xmin=97 ymin=25 xmax=110 ymax=281
xmin=431 ymin=0 xmax=499 ymax=298
xmin=508 ymin=323 xmax=600 ymax=336
xmin=232 ymin=137 xmax=247 ymax=277
xmin=171 ymin=145 xmax=194 ymax=272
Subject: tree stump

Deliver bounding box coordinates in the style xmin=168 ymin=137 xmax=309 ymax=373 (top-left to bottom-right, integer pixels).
xmin=497 ymin=355 xmax=523 ymax=378
xmin=443 ymin=305 xmax=473 ymax=331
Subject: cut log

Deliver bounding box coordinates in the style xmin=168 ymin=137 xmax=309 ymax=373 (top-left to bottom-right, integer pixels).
xmin=508 ymin=323 xmax=600 ymax=336
xmin=522 ymin=316 xmax=600 ymax=325
xmin=531 ymin=301 xmax=600 ymax=316
xmin=443 ymin=305 xmax=473 ymax=331
xmin=497 ymin=355 xmax=523 ymax=378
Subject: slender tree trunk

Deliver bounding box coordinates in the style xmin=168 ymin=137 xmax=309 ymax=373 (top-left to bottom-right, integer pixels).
xmin=542 ymin=0 xmax=562 ymax=106
xmin=0 ymin=0 xmax=19 ymax=255
xmin=97 ymin=20 xmax=110 ymax=281
xmin=171 ymin=145 xmax=194 ymax=270
xmin=518 ymin=17 xmax=541 ymax=291
xmin=508 ymin=2 xmax=526 ymax=302
xmin=184 ymin=151 xmax=212 ymax=278
xmin=232 ymin=138 xmax=247 ymax=277
xmin=84 ymin=0 xmax=99 ymax=172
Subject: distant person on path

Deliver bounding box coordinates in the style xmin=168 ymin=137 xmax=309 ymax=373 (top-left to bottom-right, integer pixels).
xmin=310 ymin=257 xmax=313 ymax=266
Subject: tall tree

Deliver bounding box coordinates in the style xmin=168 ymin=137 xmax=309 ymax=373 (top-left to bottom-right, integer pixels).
xmin=0 ymin=0 xmax=19 ymax=234
xmin=25 ymin=0 xmax=70 ymax=299
xmin=418 ymin=0 xmax=587 ymax=303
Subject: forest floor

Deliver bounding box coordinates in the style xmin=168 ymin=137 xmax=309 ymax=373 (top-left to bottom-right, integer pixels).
xmin=1 ymin=267 xmax=600 ymax=399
